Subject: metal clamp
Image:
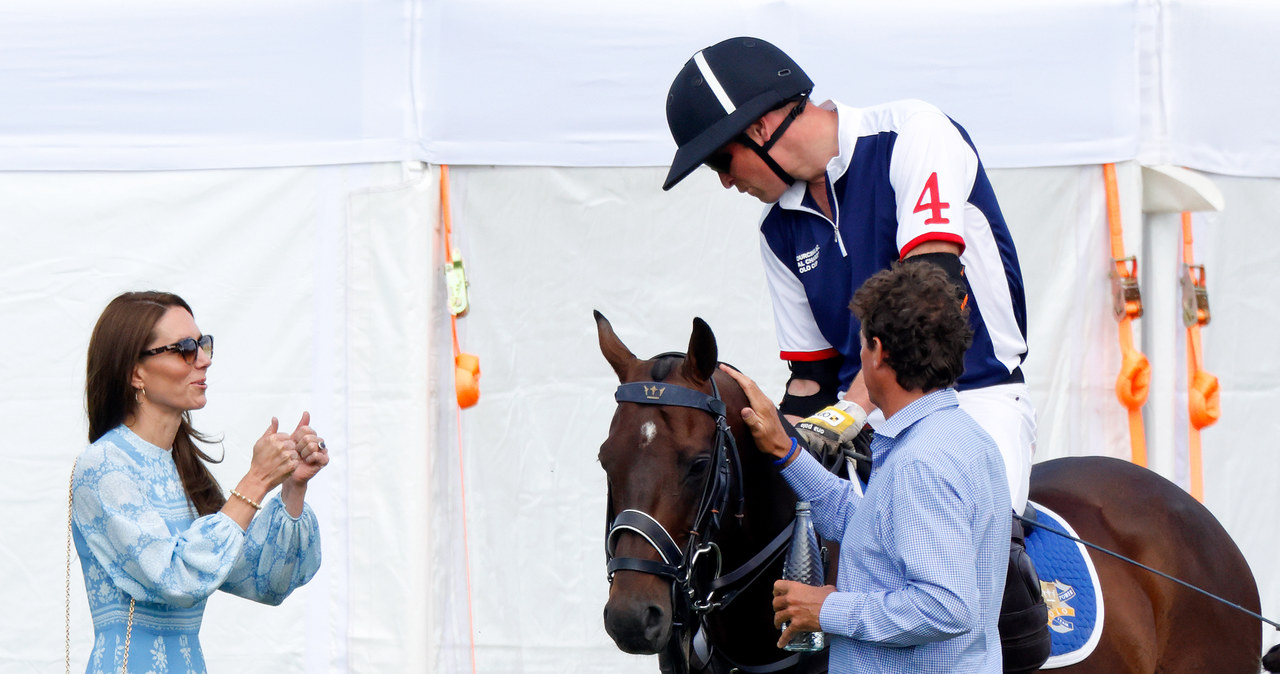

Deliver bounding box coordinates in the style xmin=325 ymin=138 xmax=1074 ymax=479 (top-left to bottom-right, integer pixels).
xmin=1110 ymin=256 xmax=1143 ymax=320
xmin=688 ymin=542 xmax=724 ymax=613
xmin=444 ymin=250 xmax=470 ymax=316
xmin=1181 ymin=264 xmax=1211 ymax=327
xmin=687 ymin=542 xmax=722 ymax=580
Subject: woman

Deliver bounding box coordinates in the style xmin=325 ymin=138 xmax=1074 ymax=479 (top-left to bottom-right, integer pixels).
xmin=71 ymin=291 xmax=328 ymax=673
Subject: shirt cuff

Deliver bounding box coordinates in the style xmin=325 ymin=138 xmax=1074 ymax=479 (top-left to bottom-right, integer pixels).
xmin=819 ymin=590 xmax=863 ymax=638
xmin=780 ymin=449 xmax=838 ymax=498
xmin=267 ymin=491 xmax=313 ymax=522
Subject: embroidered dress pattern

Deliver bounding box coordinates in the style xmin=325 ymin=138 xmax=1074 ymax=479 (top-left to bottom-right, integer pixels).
xmin=71 ymin=425 xmax=321 ymax=674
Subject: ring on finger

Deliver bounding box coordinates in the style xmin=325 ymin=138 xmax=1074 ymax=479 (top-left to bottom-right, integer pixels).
xmin=319 ymin=440 xmax=327 ymax=450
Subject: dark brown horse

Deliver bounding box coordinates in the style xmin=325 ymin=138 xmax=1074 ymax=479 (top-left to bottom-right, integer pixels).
xmin=597 ymin=312 xmax=826 ymax=674
xmin=597 ymin=312 xmax=1268 ymax=673
xmin=1029 ymin=457 xmax=1263 ymax=672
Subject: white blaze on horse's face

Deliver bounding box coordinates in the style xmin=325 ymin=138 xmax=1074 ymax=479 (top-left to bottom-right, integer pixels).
xmin=640 ymin=421 xmax=657 ymax=447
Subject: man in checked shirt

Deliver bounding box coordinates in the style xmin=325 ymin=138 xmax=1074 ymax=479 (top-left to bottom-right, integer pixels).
xmin=723 ymin=262 xmax=1011 ymax=673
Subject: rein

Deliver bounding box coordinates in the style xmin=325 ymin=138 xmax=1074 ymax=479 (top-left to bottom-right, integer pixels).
xmin=605 ymin=358 xmax=809 ymax=674
xmin=1015 ymin=513 xmax=1280 ymax=630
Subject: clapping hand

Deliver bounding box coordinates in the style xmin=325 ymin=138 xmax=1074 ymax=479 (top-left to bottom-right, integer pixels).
xmin=287 ymin=411 xmax=330 ymax=485
xmin=251 ymin=417 xmax=301 ymax=489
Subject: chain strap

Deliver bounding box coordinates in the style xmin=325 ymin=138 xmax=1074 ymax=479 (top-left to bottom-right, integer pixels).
xmin=66 ymin=462 xmax=74 ymax=674
xmin=121 ymin=599 xmax=134 ymax=671
xmin=66 ymin=459 xmax=133 ymax=674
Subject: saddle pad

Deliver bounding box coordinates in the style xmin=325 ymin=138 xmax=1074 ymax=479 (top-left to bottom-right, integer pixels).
xmin=1024 ymin=501 xmax=1105 ymax=669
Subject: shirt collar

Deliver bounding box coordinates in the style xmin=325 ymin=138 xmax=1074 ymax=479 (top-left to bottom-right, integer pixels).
xmin=775 ymin=99 xmax=860 ymax=212
xmin=873 ymin=388 xmax=960 ymax=441
xmin=115 ymin=423 xmax=172 ymax=457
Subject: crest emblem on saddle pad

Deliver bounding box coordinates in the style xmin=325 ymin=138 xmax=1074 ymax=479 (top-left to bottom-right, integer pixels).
xmin=643 ymin=385 xmax=666 ymax=400
xmin=1040 ymin=579 xmax=1078 ymax=634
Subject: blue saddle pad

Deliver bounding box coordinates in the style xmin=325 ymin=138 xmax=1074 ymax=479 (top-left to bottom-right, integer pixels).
xmin=1024 ymin=501 xmax=1104 ymax=668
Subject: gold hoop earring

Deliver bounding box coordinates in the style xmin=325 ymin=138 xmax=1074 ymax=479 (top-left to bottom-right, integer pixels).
xmin=135 ymin=388 xmax=145 ymax=404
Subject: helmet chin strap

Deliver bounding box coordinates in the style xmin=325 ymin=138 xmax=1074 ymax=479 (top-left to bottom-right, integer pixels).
xmin=739 ymin=96 xmax=808 ymax=187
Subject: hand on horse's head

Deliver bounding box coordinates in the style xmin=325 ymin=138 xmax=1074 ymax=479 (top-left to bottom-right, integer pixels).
xmin=719 ymin=364 xmax=793 ymax=461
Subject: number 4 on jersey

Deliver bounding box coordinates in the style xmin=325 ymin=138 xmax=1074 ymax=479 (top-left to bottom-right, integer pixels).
xmin=913 ymin=172 xmax=950 ymax=225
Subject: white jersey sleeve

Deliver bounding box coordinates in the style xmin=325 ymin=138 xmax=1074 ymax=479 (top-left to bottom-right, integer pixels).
xmin=888 ymin=107 xmax=978 ymax=257
xmin=759 ymin=229 xmax=836 ymax=360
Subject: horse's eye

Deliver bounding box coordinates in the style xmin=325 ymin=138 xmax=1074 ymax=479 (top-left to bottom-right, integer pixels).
xmin=686 ymin=456 xmax=712 ymax=481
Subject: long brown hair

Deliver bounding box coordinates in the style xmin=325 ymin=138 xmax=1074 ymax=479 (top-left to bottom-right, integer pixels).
xmin=86 ymin=291 xmax=227 ymax=515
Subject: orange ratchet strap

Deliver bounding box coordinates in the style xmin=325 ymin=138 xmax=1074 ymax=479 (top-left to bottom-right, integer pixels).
xmin=1104 ymin=164 xmax=1150 ymax=465
xmin=438 ymin=164 xmax=481 ymax=674
xmin=440 ymin=164 xmax=481 ymax=409
xmin=1181 ymin=211 xmax=1218 ymax=501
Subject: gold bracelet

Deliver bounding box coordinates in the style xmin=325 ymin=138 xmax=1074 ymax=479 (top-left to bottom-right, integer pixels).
xmin=229 ymin=489 xmax=262 ymax=511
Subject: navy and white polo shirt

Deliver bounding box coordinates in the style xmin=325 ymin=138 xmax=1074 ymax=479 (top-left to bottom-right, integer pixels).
xmin=760 ymin=99 xmax=1027 ymax=391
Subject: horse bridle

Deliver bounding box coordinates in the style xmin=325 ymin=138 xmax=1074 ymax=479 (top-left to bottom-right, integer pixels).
xmin=605 ymin=372 xmax=744 ymax=609
xmin=605 ymin=360 xmax=811 ymax=674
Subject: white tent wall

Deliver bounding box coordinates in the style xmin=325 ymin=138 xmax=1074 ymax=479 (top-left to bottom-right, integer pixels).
xmin=0 ymin=1 xmax=418 ymax=171
xmin=4 ymin=0 xmax=1280 ymax=671
xmin=0 ymin=0 xmax=1157 ymax=172
xmin=7 ymin=0 xmax=1279 ymax=176
xmin=4 ymin=161 xmax=1277 ymax=672
xmin=416 ymin=0 xmax=1141 ymax=169
xmin=441 ymin=162 xmax=1280 ymax=672
xmin=1183 ymin=173 xmax=1280 ymax=640
xmin=0 ymin=163 xmax=443 ymax=672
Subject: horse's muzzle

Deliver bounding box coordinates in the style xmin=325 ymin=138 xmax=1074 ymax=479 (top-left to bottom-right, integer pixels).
xmin=603 ymin=589 xmax=671 ymax=654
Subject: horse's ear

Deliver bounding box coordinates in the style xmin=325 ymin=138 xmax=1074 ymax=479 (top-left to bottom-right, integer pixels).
xmin=682 ymin=317 xmax=718 ymax=384
xmin=596 ymin=310 xmax=638 ymax=382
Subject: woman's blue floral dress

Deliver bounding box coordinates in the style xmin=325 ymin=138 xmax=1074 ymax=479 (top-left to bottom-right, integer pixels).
xmin=72 ymin=425 xmax=321 ymax=674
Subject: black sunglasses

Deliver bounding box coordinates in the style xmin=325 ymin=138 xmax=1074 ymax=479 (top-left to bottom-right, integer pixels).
xmin=705 ymin=134 xmax=753 ymax=175
xmin=704 ymin=147 xmax=734 ymax=175
xmin=140 ymin=334 xmax=214 ymax=365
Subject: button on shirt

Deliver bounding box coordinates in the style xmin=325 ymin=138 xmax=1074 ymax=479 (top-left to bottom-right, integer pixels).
xmin=781 ymin=389 xmax=1010 ymax=673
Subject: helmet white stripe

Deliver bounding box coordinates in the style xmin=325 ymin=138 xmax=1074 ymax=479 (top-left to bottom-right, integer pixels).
xmin=693 ymin=51 xmax=735 ymax=115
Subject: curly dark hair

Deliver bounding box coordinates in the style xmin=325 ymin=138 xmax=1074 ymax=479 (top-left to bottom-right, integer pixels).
xmin=850 ymin=262 xmax=972 ymax=392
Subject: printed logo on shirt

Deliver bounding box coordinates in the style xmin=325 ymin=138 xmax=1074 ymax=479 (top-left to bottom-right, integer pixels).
xmin=796 ymin=245 xmax=820 ymax=274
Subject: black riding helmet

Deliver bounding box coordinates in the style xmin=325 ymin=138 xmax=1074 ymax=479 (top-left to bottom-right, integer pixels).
xmin=663 ymin=37 xmax=814 ymax=191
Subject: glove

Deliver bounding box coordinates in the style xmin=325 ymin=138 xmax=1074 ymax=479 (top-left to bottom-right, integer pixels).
xmin=794 ymin=400 xmax=868 ymax=458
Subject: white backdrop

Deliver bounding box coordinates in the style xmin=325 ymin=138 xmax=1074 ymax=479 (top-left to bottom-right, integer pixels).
xmin=4 ymin=0 xmax=1280 ymax=176
xmin=4 ymin=1 xmax=1280 ymax=672
xmin=2 ymin=162 xmax=1278 ymax=673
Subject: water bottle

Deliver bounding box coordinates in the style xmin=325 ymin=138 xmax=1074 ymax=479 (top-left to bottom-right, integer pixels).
xmin=781 ymin=501 xmax=826 ymax=652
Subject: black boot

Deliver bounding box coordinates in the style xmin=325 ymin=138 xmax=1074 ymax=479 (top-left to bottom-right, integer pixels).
xmin=999 ymin=512 xmax=1051 ymax=673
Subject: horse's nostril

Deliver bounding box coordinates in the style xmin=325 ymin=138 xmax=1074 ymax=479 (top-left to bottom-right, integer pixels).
xmin=603 ymin=596 xmax=670 ymax=654
xmin=642 ymin=604 xmax=666 ymax=643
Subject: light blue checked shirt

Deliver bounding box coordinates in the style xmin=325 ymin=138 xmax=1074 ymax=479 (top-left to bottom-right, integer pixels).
xmin=782 ymin=388 xmax=1009 ymax=673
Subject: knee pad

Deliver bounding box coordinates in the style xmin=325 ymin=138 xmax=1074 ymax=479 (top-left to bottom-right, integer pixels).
xmin=1000 ymin=522 xmax=1051 ymax=673
xmin=779 ymin=357 xmax=842 ymax=417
